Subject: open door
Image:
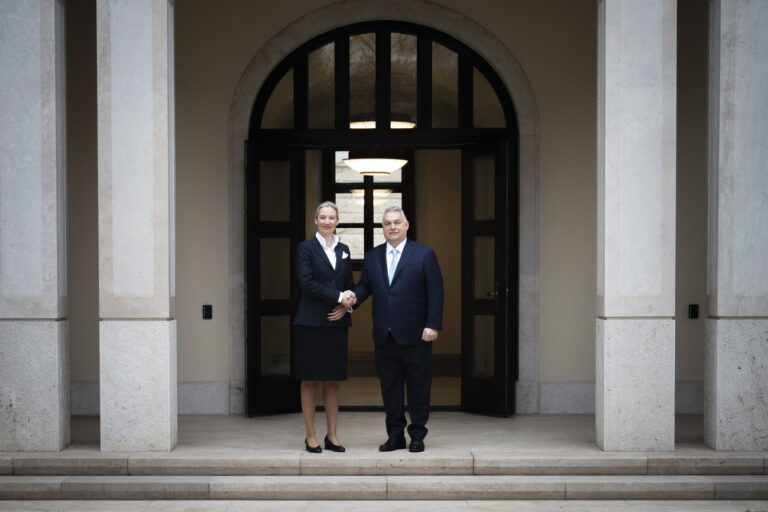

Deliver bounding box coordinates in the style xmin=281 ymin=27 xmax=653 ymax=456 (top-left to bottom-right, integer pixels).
xmin=246 ymin=145 xmax=305 ymax=415
xmin=461 ymin=141 xmax=515 ymax=415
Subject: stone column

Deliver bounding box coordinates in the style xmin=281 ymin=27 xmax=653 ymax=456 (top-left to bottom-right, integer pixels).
xmin=596 ymin=0 xmax=677 ymax=451
xmin=97 ymin=0 xmax=177 ymax=451
xmin=0 ymin=0 xmax=69 ymax=452
xmin=704 ymin=0 xmax=768 ymax=451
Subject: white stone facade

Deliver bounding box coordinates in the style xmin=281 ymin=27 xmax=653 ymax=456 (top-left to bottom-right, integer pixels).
xmin=0 ymin=0 xmax=69 ymax=452
xmin=0 ymin=0 xmax=766 ymax=453
xmin=96 ymin=0 xmax=177 ymax=451
xmin=596 ymin=0 xmax=677 ymax=450
xmin=99 ymin=320 xmax=177 ymax=451
xmin=704 ymin=0 xmax=768 ymax=451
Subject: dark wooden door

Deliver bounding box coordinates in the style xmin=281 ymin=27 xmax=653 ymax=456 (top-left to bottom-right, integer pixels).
xmin=460 ymin=140 xmax=515 ymax=415
xmin=246 ymin=145 xmax=305 ymax=415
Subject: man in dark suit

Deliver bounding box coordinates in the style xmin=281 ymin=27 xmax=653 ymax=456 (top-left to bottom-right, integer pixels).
xmin=353 ymin=206 xmax=444 ymax=452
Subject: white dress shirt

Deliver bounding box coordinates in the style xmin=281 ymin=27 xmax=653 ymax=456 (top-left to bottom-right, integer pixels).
xmin=315 ymin=232 xmax=345 ymax=304
xmin=315 ymin=231 xmax=339 ymax=270
xmin=386 ymin=238 xmax=408 ymax=277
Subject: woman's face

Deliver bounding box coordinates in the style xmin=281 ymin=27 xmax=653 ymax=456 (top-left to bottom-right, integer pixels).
xmin=315 ymin=206 xmax=339 ymax=237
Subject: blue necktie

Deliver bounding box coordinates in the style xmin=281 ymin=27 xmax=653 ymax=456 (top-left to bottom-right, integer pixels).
xmin=388 ymin=248 xmax=399 ymax=284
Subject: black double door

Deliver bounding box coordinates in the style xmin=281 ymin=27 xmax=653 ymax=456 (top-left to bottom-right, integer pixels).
xmin=246 ymin=140 xmax=516 ymax=416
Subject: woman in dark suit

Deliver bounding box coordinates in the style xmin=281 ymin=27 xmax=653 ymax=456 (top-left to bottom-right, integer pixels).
xmin=294 ymin=201 xmax=355 ymax=453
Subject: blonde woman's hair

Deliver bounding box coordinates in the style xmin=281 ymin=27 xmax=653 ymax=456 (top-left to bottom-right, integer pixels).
xmin=315 ymin=201 xmax=339 ymax=219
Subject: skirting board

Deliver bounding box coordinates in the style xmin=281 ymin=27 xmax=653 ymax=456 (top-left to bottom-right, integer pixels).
xmin=71 ymin=380 xmax=705 ymax=415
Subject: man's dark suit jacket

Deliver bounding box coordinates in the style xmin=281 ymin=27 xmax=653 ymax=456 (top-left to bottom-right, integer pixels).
xmin=293 ymin=238 xmax=354 ymax=328
xmin=354 ymin=239 xmax=444 ymax=344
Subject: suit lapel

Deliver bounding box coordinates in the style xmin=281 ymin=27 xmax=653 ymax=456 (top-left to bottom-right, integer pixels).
xmin=312 ymin=237 xmax=335 ymax=273
xmin=377 ymin=244 xmax=389 ymax=287
xmin=334 ymin=244 xmax=345 ymax=275
xmin=389 ymin=240 xmax=411 ymax=285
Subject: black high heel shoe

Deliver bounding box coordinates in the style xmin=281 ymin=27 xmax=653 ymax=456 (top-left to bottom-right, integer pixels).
xmin=324 ymin=435 xmax=346 ymax=452
xmin=305 ymin=438 xmax=322 ymax=453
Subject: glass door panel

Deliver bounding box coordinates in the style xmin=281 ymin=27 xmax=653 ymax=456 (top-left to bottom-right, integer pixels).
xmin=473 ymin=236 xmax=495 ymax=300
xmin=350 ymin=33 xmax=376 ymax=126
xmin=473 ymin=67 xmax=506 ymax=128
xmin=472 ymin=315 xmax=495 ymax=378
xmin=391 ymin=33 xmax=417 ymax=127
xmin=472 ymin=156 xmax=495 ymax=220
xmin=260 ymin=315 xmax=292 ymax=376
xmin=432 ymin=42 xmax=458 ymax=128
xmin=259 ymin=161 xmax=290 ymax=221
xmin=261 ymin=70 xmax=294 ymax=129
xmin=260 ymin=238 xmax=291 ymax=300
xmin=308 ymin=42 xmax=335 ymax=129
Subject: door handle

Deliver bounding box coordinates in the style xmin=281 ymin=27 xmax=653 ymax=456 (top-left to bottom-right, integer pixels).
xmin=486 ymin=282 xmax=501 ymax=311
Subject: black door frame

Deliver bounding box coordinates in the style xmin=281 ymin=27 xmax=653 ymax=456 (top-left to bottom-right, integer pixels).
xmin=245 ymin=21 xmax=519 ymax=416
xmin=460 ymin=139 xmax=518 ymax=416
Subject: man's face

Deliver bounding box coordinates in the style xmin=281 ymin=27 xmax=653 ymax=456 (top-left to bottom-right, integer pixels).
xmin=382 ymin=210 xmax=409 ymax=246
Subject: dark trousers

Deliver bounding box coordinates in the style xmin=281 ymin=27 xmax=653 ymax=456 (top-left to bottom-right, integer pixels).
xmin=374 ymin=334 xmax=432 ymax=440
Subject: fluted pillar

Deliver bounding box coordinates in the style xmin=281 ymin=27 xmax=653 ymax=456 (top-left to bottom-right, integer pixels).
xmin=704 ymin=0 xmax=768 ymax=451
xmin=596 ymin=0 xmax=677 ymax=451
xmin=0 ymin=0 xmax=69 ymax=452
xmin=97 ymin=0 xmax=177 ymax=451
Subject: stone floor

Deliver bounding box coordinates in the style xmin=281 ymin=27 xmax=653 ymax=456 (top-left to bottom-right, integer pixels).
xmin=2 ymin=414 xmax=767 ymax=509
xmin=66 ymin=413 xmax=708 ymax=454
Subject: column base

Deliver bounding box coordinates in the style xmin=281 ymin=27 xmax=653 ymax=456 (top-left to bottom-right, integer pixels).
xmin=0 ymin=320 xmax=69 ymax=451
xmin=704 ymin=318 xmax=768 ymax=451
xmin=515 ymin=379 xmax=540 ymax=414
xmin=100 ymin=319 xmax=177 ymax=451
xmin=596 ymin=318 xmax=674 ymax=451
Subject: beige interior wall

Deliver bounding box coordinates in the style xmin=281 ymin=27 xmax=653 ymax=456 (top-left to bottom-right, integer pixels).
xmin=675 ymin=0 xmax=709 ymax=381
xmin=414 ymin=150 xmax=461 ymax=355
xmin=433 ymin=0 xmax=600 ymax=382
xmin=66 ymin=0 xmax=708 ymax=388
xmin=67 ymin=0 xmax=99 ymax=382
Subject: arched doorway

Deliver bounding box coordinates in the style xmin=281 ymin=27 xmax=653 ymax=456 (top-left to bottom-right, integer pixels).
xmin=227 ymin=0 xmax=541 ymax=417
xmin=245 ymin=21 xmax=518 ymax=417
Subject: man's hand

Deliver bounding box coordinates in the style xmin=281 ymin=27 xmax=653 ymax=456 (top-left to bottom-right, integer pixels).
xmin=341 ymin=290 xmax=357 ymax=308
xmin=421 ymin=327 xmax=438 ymax=342
xmin=327 ymin=304 xmax=349 ymax=321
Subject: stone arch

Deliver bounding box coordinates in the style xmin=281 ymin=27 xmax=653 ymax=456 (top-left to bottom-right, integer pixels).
xmin=227 ymin=0 xmax=541 ymax=414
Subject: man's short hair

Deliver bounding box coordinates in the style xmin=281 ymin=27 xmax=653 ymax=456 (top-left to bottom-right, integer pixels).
xmin=381 ymin=205 xmax=408 ymax=224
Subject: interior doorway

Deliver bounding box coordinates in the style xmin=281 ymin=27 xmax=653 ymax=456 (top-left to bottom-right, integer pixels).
xmin=334 ymin=149 xmax=463 ymax=408
xmin=244 ymin=21 xmax=518 ymax=416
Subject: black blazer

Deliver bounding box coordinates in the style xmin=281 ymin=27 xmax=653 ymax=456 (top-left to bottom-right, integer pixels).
xmin=293 ymin=237 xmax=354 ymax=328
xmin=354 ymin=239 xmax=444 ymax=345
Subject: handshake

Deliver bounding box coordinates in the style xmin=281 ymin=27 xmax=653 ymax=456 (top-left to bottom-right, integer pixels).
xmin=340 ymin=290 xmax=357 ymax=308
xmin=328 ymin=290 xmax=357 ymax=322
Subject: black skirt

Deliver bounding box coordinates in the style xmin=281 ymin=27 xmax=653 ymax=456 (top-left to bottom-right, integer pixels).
xmin=293 ymin=325 xmax=348 ymax=381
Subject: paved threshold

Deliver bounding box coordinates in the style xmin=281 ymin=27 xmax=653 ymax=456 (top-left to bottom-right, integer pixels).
xmin=0 ymin=499 xmax=767 ymax=511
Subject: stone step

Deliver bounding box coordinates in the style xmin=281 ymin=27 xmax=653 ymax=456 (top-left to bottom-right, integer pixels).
xmin=1 ymin=475 xmax=767 ymax=500
xmin=3 ymin=452 xmax=766 ymax=476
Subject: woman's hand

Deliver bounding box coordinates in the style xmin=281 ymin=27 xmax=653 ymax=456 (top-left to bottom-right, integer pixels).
xmin=327 ymin=304 xmax=348 ymax=321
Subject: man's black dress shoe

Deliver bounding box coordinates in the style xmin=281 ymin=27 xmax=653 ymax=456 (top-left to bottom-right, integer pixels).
xmin=409 ymin=438 xmax=425 ymax=452
xmin=378 ymin=437 xmax=406 ymax=452
xmin=324 ymin=435 xmax=346 ymax=452
xmin=305 ymin=438 xmax=322 ymax=453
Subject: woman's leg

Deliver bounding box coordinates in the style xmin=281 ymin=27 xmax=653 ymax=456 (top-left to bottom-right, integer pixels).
xmin=323 ymin=381 xmax=340 ymax=444
xmin=301 ymin=381 xmax=319 ymax=447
